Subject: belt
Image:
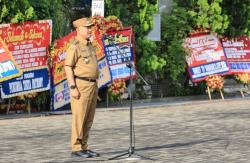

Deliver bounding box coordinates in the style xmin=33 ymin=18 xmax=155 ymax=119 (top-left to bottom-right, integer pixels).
xmin=75 ymin=76 xmax=96 ymax=82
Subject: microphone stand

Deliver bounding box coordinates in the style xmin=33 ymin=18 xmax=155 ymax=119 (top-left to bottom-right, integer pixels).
xmin=105 ymin=35 xmax=154 ymax=161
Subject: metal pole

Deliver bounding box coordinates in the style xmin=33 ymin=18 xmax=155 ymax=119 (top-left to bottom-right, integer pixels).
xmin=129 ymin=64 xmax=134 ymax=156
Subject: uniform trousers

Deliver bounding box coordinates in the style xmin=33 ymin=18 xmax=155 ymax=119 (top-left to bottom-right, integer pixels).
xmin=70 ymin=78 xmax=98 ymax=152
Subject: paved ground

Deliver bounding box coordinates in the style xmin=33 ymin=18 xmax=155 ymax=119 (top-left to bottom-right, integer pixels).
xmin=1 ymin=98 xmax=250 ymax=162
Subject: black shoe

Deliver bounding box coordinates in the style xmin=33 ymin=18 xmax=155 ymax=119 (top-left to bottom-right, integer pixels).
xmin=71 ymin=151 xmax=92 ymax=158
xmin=84 ymin=150 xmax=100 ymax=157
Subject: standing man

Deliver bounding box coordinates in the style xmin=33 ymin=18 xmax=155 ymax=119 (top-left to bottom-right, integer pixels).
xmin=65 ymin=17 xmax=100 ymax=158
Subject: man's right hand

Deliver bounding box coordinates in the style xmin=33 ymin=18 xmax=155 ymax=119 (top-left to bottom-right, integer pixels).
xmin=70 ymin=89 xmax=80 ymax=99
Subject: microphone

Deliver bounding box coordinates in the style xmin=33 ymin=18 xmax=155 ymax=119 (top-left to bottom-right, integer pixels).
xmin=126 ymin=62 xmax=133 ymax=68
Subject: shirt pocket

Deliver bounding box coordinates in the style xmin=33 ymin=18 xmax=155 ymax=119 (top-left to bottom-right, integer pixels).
xmin=79 ymin=47 xmax=91 ymax=64
xmin=78 ymin=47 xmax=90 ymax=57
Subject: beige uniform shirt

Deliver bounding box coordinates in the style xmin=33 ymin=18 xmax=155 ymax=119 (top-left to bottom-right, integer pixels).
xmin=65 ymin=39 xmax=99 ymax=79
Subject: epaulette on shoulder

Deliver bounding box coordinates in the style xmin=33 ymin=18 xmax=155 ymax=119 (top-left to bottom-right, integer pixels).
xmin=68 ymin=39 xmax=79 ymax=50
xmin=71 ymin=38 xmax=80 ymax=45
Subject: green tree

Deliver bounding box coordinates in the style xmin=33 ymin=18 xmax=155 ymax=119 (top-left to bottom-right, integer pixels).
xmin=29 ymin=0 xmax=77 ymax=40
xmin=105 ymin=0 xmax=163 ymax=74
xmin=221 ymin=0 xmax=250 ymax=37
xmin=160 ymin=4 xmax=193 ymax=79
xmin=185 ymin=0 xmax=229 ymax=34
xmin=155 ymin=3 xmax=194 ymax=96
xmin=0 ymin=0 xmax=35 ymax=23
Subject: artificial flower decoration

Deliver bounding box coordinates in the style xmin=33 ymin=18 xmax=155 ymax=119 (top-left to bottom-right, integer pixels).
xmin=205 ymin=75 xmax=224 ymax=90
xmin=91 ymin=15 xmax=123 ymax=39
xmin=92 ymin=15 xmax=107 ymax=38
xmin=104 ymin=16 xmax=123 ymax=31
xmin=108 ymin=79 xmax=126 ymax=101
xmin=235 ymin=73 xmax=250 ymax=84
xmin=23 ymin=92 xmax=38 ymax=99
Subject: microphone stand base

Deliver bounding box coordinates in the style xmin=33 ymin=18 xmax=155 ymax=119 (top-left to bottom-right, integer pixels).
xmin=108 ymin=147 xmax=156 ymax=161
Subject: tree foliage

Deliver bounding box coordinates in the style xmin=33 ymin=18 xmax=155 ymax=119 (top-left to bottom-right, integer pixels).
xmin=221 ymin=0 xmax=250 ymax=37
xmin=184 ymin=0 xmax=229 ymax=34
xmin=137 ymin=38 xmax=166 ymax=73
xmin=105 ymin=0 xmax=162 ymax=74
xmin=158 ymin=4 xmax=193 ymax=81
xmin=29 ymin=0 xmax=77 ymax=40
xmin=0 ymin=0 xmax=35 ymax=23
